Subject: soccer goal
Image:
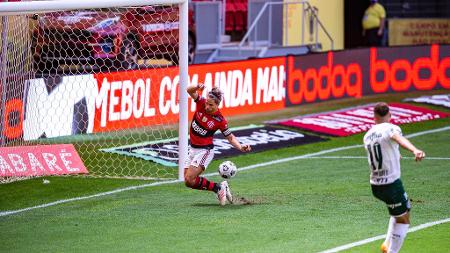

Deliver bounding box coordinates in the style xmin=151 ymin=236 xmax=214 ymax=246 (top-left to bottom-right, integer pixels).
xmin=0 ymin=0 xmax=189 ymax=182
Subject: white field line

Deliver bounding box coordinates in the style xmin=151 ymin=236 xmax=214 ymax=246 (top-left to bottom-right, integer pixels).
xmin=1 ymin=126 xmax=449 ymax=217
xmin=318 ymin=217 xmax=450 ymax=253
xmin=301 ymin=156 xmax=450 ymax=160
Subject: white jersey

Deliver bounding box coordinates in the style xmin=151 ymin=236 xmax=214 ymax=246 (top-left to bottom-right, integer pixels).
xmin=363 ymin=123 xmax=402 ymax=185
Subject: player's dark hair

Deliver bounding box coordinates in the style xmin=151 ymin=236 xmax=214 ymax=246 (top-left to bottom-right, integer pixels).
xmin=374 ymin=102 xmax=389 ymax=117
xmin=208 ymin=87 xmax=223 ymax=105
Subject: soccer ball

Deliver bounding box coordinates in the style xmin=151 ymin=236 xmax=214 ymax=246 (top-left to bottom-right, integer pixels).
xmin=218 ymin=161 xmax=237 ymax=179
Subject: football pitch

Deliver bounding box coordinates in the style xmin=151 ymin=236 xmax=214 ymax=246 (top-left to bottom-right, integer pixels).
xmin=1 ymin=94 xmax=449 ymax=253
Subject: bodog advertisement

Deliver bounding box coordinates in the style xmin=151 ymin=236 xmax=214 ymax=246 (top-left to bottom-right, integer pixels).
xmin=286 ymin=44 xmax=450 ymax=106
xmin=0 ymin=75 xmax=26 ymax=145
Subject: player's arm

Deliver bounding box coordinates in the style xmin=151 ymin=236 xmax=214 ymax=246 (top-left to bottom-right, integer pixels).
xmin=225 ymin=134 xmax=251 ymax=152
xmin=391 ymin=133 xmax=425 ymax=162
xmin=186 ymin=83 xmax=204 ymax=100
xmin=378 ymin=5 xmax=386 ymax=36
xmin=378 ymin=17 xmax=385 ymax=35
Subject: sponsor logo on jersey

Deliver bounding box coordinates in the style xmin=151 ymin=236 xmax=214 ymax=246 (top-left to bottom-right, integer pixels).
xmin=387 ymin=202 xmax=402 ymax=209
xmin=207 ymin=121 xmax=215 ymax=129
xmin=191 ymin=120 xmax=207 ymax=136
xmin=372 ymin=170 xmax=388 ymax=176
xmin=366 ymin=132 xmax=383 ymax=141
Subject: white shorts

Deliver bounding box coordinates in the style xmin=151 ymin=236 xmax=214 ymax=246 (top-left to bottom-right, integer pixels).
xmin=184 ymin=147 xmax=215 ymax=170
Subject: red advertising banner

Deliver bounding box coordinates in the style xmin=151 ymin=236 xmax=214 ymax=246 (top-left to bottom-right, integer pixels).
xmin=286 ymin=44 xmax=450 ymax=106
xmin=93 ymin=57 xmax=286 ymax=133
xmin=1 ymin=75 xmax=26 ymax=145
xmin=275 ymin=103 xmax=449 ymax=137
xmin=0 ymin=144 xmax=88 ymax=177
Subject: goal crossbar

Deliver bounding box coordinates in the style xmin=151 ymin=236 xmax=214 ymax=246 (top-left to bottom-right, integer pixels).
xmin=0 ymin=0 xmax=186 ymax=16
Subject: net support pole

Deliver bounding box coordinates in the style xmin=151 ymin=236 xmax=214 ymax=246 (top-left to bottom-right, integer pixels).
xmin=178 ymin=0 xmax=189 ymax=181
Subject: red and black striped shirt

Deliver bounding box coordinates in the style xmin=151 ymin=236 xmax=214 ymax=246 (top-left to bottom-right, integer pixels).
xmin=190 ymin=97 xmax=231 ymax=148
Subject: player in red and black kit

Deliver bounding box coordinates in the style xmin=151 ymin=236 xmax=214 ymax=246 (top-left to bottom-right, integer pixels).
xmin=185 ymin=84 xmax=251 ymax=205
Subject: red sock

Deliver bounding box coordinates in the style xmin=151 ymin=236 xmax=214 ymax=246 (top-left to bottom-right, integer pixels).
xmin=192 ymin=177 xmax=220 ymax=193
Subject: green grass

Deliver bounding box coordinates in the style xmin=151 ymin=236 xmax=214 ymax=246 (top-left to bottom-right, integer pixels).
xmin=0 ymin=91 xmax=449 ymax=252
xmin=345 ymin=223 xmax=450 ymax=253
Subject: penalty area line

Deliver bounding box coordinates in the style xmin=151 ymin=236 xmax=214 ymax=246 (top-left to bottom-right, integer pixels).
xmin=1 ymin=126 xmax=449 ymax=217
xmin=317 ymin=217 xmax=450 ymax=253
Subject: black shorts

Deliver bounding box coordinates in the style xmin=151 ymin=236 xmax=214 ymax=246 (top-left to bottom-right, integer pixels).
xmin=365 ymin=28 xmax=382 ymax=47
xmin=371 ymin=179 xmax=411 ymax=216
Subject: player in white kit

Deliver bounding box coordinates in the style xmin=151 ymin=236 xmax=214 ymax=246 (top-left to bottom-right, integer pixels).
xmin=363 ymin=102 xmax=425 ymax=253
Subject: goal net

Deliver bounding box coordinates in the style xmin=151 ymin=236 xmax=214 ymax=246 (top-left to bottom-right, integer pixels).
xmin=0 ymin=0 xmax=189 ymax=183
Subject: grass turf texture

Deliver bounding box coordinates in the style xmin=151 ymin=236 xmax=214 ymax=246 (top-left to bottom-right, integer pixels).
xmin=0 ymin=90 xmax=449 ymax=252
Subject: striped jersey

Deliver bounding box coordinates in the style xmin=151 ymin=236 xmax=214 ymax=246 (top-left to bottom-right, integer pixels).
xmin=190 ymin=97 xmax=231 ymax=148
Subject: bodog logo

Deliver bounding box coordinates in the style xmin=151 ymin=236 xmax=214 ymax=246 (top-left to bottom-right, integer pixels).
xmin=287 ymin=44 xmax=450 ymax=106
xmin=287 ymin=52 xmax=363 ymax=105
xmin=1 ymin=98 xmax=24 ymax=141
xmin=371 ymin=44 xmax=450 ymax=92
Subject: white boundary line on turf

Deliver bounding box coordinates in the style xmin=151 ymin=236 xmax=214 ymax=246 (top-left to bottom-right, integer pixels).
xmin=318 ymin=217 xmax=450 ymax=253
xmin=1 ymin=126 xmax=449 ymax=217
xmin=300 ymin=156 xmax=450 ymax=160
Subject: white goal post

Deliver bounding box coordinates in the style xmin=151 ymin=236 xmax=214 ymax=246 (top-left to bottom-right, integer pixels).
xmin=0 ymin=0 xmax=189 ymax=181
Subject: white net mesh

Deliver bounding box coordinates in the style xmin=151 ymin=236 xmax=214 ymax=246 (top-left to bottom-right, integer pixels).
xmin=0 ymin=2 xmax=189 ymax=183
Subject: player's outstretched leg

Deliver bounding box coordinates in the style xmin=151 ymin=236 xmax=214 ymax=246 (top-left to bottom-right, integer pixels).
xmin=185 ymin=166 xmax=228 ymax=205
xmin=188 ymin=175 xmax=220 ymax=192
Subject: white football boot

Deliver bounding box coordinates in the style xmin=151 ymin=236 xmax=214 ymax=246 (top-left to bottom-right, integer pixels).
xmin=221 ymin=181 xmax=233 ymax=204
xmin=217 ymin=182 xmax=227 ymax=206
